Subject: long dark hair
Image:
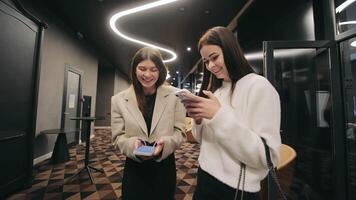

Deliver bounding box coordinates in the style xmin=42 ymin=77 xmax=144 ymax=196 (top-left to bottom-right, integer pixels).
xmin=130 ymin=47 xmax=167 ymax=112
xmin=197 ymin=26 xmax=254 ymax=97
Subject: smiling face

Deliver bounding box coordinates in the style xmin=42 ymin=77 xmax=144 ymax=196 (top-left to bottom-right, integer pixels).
xmin=200 ymin=44 xmax=230 ymax=81
xmin=135 ymin=59 xmax=159 ymax=95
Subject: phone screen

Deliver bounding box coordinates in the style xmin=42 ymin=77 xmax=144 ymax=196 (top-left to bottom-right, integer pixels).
xmin=134 ymin=146 xmax=154 ymax=156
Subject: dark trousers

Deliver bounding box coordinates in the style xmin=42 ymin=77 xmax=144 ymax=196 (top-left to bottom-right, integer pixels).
xmin=122 ymin=154 xmax=176 ymax=200
xmin=193 ymin=167 xmax=260 ymax=200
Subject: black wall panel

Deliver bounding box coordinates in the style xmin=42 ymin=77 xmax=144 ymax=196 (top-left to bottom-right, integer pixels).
xmin=0 ymin=0 xmax=40 ymax=198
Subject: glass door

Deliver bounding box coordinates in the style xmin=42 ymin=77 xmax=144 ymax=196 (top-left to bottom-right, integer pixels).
xmin=334 ymin=0 xmax=356 ymax=199
xmin=339 ymin=36 xmax=356 ymax=200
xmin=263 ymin=41 xmax=346 ymax=200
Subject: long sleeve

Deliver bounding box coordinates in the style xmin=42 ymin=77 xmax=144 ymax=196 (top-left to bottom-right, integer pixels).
xmin=111 ymin=96 xmax=140 ymax=161
xmin=158 ymin=98 xmax=187 ymax=161
xmin=192 ymin=120 xmax=203 ymax=143
xmin=206 ymin=79 xmax=281 ymax=168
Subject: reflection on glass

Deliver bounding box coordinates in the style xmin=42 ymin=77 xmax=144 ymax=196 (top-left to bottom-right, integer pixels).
xmin=340 ymin=36 xmax=356 ymax=200
xmin=272 ymin=48 xmax=333 ymax=199
xmin=335 ymin=0 xmax=356 ymax=34
xmin=180 ymin=60 xmax=204 ymax=94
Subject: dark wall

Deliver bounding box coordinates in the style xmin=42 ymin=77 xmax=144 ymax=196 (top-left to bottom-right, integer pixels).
xmin=19 ymin=0 xmax=99 ymax=160
xmin=95 ymin=66 xmax=115 ymax=126
xmin=237 ymin=0 xmax=315 ymax=73
xmin=0 ymin=0 xmax=41 ymax=197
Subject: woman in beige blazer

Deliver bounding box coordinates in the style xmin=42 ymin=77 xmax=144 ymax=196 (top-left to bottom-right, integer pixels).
xmin=111 ymin=47 xmax=186 ymax=200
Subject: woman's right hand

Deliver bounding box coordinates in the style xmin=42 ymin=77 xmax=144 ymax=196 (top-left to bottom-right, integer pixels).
xmin=134 ymin=139 xmax=154 ymax=160
xmin=182 ymin=90 xmax=220 ymax=120
xmin=134 ymin=139 xmax=144 ymax=149
xmin=182 ymin=100 xmax=202 ymax=123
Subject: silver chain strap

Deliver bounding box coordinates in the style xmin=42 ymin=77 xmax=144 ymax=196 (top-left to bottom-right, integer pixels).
xmin=233 ymin=138 xmax=287 ymax=200
xmin=234 ymin=163 xmax=246 ymax=200
xmin=262 ymin=138 xmax=288 ymax=200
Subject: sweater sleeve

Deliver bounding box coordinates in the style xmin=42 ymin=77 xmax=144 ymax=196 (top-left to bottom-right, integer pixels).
xmin=206 ymin=80 xmax=281 ymax=169
xmin=192 ymin=120 xmax=203 ymax=143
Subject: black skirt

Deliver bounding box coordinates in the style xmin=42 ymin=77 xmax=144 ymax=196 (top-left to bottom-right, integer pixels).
xmin=122 ymin=154 xmax=176 ymax=200
xmin=193 ymin=167 xmax=260 ymax=200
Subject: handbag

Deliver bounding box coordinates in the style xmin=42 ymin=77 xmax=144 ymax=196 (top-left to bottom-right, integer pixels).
xmin=234 ymin=138 xmax=287 ymax=200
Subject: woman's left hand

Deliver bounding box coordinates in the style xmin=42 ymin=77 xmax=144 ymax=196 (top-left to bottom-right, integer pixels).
xmin=153 ymin=139 xmax=164 ymax=156
xmin=183 ymin=90 xmax=221 ymax=119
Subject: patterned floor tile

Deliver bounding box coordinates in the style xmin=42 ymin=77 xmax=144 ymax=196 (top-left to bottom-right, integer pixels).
xmin=6 ymin=129 xmax=200 ymax=200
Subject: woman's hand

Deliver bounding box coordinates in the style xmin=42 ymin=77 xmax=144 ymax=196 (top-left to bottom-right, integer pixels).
xmin=134 ymin=139 xmax=152 ymax=160
xmin=153 ymin=139 xmax=165 ymax=157
xmin=133 ymin=139 xmax=165 ymax=160
xmin=134 ymin=139 xmax=144 ymax=149
xmin=182 ymin=90 xmax=221 ymax=120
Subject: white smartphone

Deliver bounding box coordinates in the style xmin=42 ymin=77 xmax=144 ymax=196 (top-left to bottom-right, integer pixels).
xmin=133 ymin=146 xmax=155 ymax=156
xmin=175 ymin=89 xmax=195 ymax=100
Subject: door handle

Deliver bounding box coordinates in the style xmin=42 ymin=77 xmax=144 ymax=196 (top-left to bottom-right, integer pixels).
xmin=63 ymin=112 xmax=70 ymax=115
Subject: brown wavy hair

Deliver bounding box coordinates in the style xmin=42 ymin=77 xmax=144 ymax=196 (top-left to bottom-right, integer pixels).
xmin=130 ymin=47 xmax=167 ymax=113
xmin=197 ymin=26 xmax=254 ymax=97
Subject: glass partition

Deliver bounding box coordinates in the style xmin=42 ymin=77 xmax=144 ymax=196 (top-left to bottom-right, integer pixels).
xmin=264 ymin=42 xmax=336 ymax=199
xmin=340 ymin=36 xmax=356 ymax=200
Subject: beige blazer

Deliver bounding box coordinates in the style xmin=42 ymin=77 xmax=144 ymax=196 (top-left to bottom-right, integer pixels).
xmin=111 ymin=84 xmax=186 ymax=162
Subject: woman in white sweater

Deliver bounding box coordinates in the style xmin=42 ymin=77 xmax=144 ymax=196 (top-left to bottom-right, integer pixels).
xmin=182 ymin=26 xmax=281 ymax=200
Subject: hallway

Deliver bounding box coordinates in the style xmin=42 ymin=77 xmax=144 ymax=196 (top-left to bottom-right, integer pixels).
xmin=7 ymin=129 xmax=200 ymax=200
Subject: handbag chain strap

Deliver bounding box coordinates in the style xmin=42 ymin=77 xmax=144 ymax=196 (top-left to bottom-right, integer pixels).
xmin=261 ymin=138 xmax=288 ymax=200
xmin=234 ymin=163 xmax=246 ymax=200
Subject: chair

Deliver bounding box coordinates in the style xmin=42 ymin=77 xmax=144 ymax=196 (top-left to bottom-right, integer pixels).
xmin=260 ymin=144 xmax=297 ymax=200
xmin=278 ymin=144 xmax=297 ymax=170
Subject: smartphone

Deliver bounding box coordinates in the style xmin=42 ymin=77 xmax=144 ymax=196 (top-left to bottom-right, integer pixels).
xmin=175 ymin=89 xmax=195 ymax=100
xmin=134 ymin=145 xmax=155 ymax=156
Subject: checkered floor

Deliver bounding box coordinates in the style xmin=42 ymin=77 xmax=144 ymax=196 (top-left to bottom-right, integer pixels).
xmin=7 ymin=129 xmax=200 ymax=200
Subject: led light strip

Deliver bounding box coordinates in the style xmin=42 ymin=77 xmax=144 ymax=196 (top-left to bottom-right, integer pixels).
xmin=336 ymin=0 xmax=356 ymax=13
xmin=110 ymin=0 xmax=179 ymax=63
xmin=339 ymin=20 xmax=356 ymax=25
xmin=351 ymin=40 xmax=356 ymax=47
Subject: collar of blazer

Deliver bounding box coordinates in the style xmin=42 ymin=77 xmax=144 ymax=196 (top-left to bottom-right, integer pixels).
xmin=124 ymin=84 xmax=172 ymax=135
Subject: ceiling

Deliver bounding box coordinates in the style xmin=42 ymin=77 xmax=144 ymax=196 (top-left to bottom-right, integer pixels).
xmin=27 ymin=0 xmax=248 ymax=77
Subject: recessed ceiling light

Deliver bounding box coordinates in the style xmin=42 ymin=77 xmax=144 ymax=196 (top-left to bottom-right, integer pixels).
xmin=186 ymin=47 xmax=191 ymax=51
xmin=179 ymin=7 xmax=185 ymax=12
xmin=204 ymin=9 xmax=211 ymax=14
xmin=109 ymin=0 xmax=180 ymax=63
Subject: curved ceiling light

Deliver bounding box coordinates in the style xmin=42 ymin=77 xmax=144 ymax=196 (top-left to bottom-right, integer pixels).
xmin=109 ymin=0 xmax=179 ymax=63
xmin=336 ymin=0 xmax=356 ymax=13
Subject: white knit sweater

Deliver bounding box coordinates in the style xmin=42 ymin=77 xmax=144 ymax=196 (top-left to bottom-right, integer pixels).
xmin=192 ymin=73 xmax=281 ymax=192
